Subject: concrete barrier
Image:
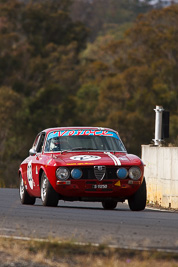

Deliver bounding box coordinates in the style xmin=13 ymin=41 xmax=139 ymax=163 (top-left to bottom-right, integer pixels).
xmin=141 ymin=145 xmax=178 ymax=209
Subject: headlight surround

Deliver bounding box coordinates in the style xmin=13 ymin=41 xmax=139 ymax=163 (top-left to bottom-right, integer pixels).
xmin=129 ymin=167 xmax=142 ymax=180
xmin=56 ymin=167 xmax=70 ymax=181
xmin=116 ymin=168 xmax=128 ymax=179
xmin=71 ymin=168 xmax=82 ymax=179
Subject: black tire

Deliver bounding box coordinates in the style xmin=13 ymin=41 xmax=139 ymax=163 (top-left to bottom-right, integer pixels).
xmin=128 ymin=177 xmax=147 ymax=211
xmin=41 ymin=172 xmax=59 ymax=207
xmin=19 ymin=175 xmax=36 ymax=205
xmin=102 ymin=201 xmax=117 ymax=210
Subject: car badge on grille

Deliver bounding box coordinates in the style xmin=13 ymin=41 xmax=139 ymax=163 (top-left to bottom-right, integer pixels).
xmin=94 ymin=166 xmax=106 ymax=181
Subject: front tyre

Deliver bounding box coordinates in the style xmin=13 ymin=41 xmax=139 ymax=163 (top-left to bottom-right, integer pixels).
xmin=41 ymin=172 xmax=58 ymax=207
xmin=19 ymin=175 xmax=36 ymax=205
xmin=102 ymin=201 xmax=117 ymax=210
xmin=128 ymin=177 xmax=147 ymax=211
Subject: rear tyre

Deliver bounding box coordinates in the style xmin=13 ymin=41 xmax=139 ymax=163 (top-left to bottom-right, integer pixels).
xmin=41 ymin=172 xmax=58 ymax=207
xmin=128 ymin=177 xmax=147 ymax=211
xmin=19 ymin=175 xmax=36 ymax=205
xmin=102 ymin=201 xmax=117 ymax=210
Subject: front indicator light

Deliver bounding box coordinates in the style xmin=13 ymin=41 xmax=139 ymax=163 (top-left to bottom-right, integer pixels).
xmin=56 ymin=180 xmax=71 ymax=185
xmin=129 ymin=167 xmax=141 ymax=180
xmin=128 ymin=180 xmax=141 ymax=185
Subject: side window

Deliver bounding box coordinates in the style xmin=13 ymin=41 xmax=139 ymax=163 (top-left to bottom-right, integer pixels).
xmin=37 ymin=133 xmax=46 ymax=153
xmin=32 ymin=134 xmax=41 ymax=150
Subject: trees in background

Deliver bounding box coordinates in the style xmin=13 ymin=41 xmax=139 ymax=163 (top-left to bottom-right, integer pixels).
xmin=0 ymin=0 xmax=177 ymax=186
xmin=71 ymin=0 xmax=151 ymax=41
xmin=76 ymin=5 xmax=178 ymax=154
xmin=0 ymin=0 xmax=88 ymax=186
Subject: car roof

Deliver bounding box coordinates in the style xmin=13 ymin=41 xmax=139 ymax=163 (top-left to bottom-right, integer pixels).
xmin=41 ymin=127 xmax=118 ymax=135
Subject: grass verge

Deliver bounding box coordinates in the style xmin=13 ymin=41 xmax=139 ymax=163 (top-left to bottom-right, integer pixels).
xmin=0 ymin=237 xmax=178 ymax=267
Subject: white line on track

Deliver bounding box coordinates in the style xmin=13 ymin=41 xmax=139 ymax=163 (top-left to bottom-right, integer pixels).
xmin=0 ymin=228 xmax=16 ymax=232
xmin=0 ymin=234 xmax=177 ymax=254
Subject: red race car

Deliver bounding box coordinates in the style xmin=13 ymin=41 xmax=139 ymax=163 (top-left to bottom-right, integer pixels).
xmin=19 ymin=127 xmax=146 ymax=211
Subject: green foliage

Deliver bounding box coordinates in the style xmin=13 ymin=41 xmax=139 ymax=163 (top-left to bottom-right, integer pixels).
xmin=71 ymin=0 xmax=151 ymax=41
xmin=75 ymin=83 xmax=100 ymax=125
xmin=21 ymin=1 xmax=87 ymax=54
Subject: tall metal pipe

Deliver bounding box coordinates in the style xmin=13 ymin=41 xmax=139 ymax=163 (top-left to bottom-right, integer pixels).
xmin=153 ymin=105 xmax=164 ymax=145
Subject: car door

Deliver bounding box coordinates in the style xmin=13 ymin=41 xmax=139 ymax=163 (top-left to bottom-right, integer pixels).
xmin=24 ymin=133 xmax=41 ymax=195
xmin=31 ymin=132 xmax=46 ymax=196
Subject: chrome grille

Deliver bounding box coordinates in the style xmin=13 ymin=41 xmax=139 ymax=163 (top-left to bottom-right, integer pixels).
xmin=94 ymin=166 xmax=106 ymax=181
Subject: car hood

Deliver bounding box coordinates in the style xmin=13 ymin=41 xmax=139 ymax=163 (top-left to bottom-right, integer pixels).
xmin=51 ymin=151 xmax=142 ymax=167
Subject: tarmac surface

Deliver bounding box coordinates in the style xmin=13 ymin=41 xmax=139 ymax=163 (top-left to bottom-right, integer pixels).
xmin=0 ymin=188 xmax=178 ymax=252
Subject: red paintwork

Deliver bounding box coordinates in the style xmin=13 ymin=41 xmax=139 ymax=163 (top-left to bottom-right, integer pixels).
xmin=19 ymin=127 xmax=144 ymax=201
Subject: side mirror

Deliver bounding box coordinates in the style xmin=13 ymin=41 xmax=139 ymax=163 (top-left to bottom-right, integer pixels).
xmin=29 ymin=148 xmax=36 ymax=156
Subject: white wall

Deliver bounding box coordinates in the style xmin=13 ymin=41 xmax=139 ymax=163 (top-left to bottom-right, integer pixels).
xmin=141 ymin=145 xmax=178 ymax=209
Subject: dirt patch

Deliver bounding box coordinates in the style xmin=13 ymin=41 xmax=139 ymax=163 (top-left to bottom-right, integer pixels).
xmin=147 ymin=203 xmax=178 ymax=212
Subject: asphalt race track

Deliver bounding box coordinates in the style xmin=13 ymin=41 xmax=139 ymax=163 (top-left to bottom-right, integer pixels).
xmin=0 ymin=188 xmax=178 ymax=252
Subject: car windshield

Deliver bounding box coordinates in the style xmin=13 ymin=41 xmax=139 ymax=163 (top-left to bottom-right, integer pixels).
xmin=44 ymin=130 xmax=126 ymax=152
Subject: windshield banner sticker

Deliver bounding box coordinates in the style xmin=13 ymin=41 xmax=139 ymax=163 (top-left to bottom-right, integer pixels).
xmin=47 ymin=130 xmax=119 ymax=140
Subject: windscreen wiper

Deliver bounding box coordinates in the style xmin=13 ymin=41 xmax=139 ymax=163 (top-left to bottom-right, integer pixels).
xmin=60 ymin=148 xmax=86 ymax=154
xmin=71 ymin=147 xmax=96 ymax=151
xmin=60 ymin=147 xmax=97 ymax=154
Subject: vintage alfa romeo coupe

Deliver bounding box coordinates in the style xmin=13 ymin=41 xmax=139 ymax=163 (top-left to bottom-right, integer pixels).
xmin=19 ymin=127 xmax=146 ymax=210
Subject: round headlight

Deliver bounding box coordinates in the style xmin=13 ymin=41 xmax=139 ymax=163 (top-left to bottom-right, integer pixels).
xmin=71 ymin=168 xmax=82 ymax=179
xmin=129 ymin=167 xmax=141 ymax=180
xmin=56 ymin=167 xmax=70 ymax=181
xmin=116 ymin=168 xmax=128 ymax=179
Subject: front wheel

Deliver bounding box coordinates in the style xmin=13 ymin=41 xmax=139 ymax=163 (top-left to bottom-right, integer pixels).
xmin=41 ymin=172 xmax=59 ymax=207
xmin=128 ymin=177 xmax=147 ymax=211
xmin=102 ymin=201 xmax=117 ymax=210
xmin=19 ymin=175 xmax=36 ymax=205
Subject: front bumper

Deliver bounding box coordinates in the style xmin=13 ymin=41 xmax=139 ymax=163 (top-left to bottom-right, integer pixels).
xmin=54 ymin=178 xmax=142 ymax=200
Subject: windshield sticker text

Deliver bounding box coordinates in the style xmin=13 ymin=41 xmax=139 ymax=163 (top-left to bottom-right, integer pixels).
xmin=47 ymin=130 xmax=119 ymax=140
